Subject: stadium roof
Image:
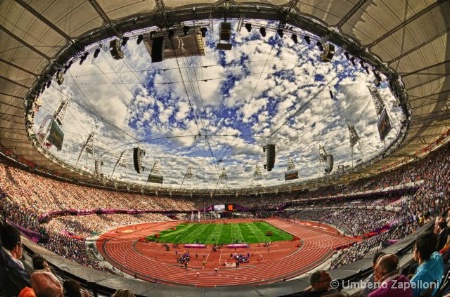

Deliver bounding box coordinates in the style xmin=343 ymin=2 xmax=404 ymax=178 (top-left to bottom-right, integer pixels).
xmin=0 ymin=0 xmax=449 ymax=196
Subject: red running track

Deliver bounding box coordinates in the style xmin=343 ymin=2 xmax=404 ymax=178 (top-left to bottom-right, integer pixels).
xmin=96 ymin=218 xmax=358 ymax=287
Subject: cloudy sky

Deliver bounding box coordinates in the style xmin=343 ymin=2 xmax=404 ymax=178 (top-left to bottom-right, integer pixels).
xmin=34 ymin=20 xmax=404 ymax=190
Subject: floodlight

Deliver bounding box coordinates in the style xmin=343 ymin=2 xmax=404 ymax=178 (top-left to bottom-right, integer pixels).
xmin=137 ymin=35 xmax=144 ymax=44
xmin=200 ymin=27 xmax=207 ymax=37
xmin=79 ymin=52 xmax=88 ymax=65
xmin=304 ymin=35 xmax=311 ymax=44
xmin=259 ymin=27 xmax=266 ymax=37
xmin=316 ymin=41 xmax=323 ymax=51
xmin=93 ymin=48 xmax=101 ymax=59
xmin=374 ymin=72 xmax=382 ymax=86
xmin=64 ymin=61 xmax=73 ymax=74
xmin=277 ymin=29 xmax=284 ymax=38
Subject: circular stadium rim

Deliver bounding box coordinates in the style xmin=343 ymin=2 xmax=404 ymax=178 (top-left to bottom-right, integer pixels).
xmin=0 ymin=0 xmax=449 ymax=196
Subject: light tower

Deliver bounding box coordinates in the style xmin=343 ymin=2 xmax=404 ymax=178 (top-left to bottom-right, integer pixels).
xmin=319 ymin=145 xmax=334 ymax=174
xmin=75 ymin=133 xmax=95 ymax=167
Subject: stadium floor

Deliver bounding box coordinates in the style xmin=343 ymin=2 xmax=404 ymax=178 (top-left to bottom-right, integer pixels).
xmin=96 ymin=218 xmax=358 ymax=287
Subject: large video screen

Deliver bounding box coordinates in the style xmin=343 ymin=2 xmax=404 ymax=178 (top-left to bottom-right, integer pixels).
xmin=47 ymin=120 xmax=64 ymax=151
xmin=147 ymin=174 xmax=163 ymax=184
xmin=285 ymin=170 xmax=299 ymax=181
xmin=213 ymin=204 xmax=225 ymax=211
xmin=377 ymin=108 xmax=392 ymax=141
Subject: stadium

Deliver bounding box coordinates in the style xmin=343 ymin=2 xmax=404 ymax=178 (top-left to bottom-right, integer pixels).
xmin=0 ymin=0 xmax=449 ymax=296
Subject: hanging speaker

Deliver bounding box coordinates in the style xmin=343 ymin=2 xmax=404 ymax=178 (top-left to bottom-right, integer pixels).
xmin=264 ymin=144 xmax=276 ymax=171
xmin=109 ymin=39 xmax=124 ymax=60
xmin=220 ymin=22 xmax=231 ymax=41
xmin=151 ymin=36 xmax=164 ymax=63
xmin=56 ymin=71 xmax=64 ymax=85
xmin=133 ymin=148 xmax=145 ymax=173
xmin=320 ymin=43 xmax=335 ymax=62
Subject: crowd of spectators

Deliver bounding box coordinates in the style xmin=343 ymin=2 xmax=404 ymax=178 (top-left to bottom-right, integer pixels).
xmin=287 ymin=144 xmax=448 ymax=270
xmin=329 ymin=227 xmax=401 ymax=269
xmin=40 ymin=231 xmax=102 ymax=270
xmin=289 ymin=207 xmax=399 ymax=236
xmin=44 ymin=213 xmax=170 ymax=238
xmin=283 ymin=194 xmax=423 ymax=270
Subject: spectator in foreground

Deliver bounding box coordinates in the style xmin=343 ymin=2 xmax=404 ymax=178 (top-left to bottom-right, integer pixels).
xmin=0 ymin=223 xmax=31 ymax=296
xmin=361 ymin=251 xmax=385 ymax=297
xmin=31 ymin=270 xmax=63 ymax=297
xmin=368 ymin=254 xmax=412 ymax=297
xmin=111 ymin=289 xmax=135 ymax=297
xmin=296 ymin=270 xmax=341 ymax=297
xmin=18 ymin=286 xmax=37 ymax=297
xmin=435 ymin=217 xmax=449 ymax=251
xmin=32 ymin=254 xmax=49 ymax=271
xmin=63 ymin=279 xmax=90 ymax=297
xmin=410 ymin=232 xmax=444 ymax=297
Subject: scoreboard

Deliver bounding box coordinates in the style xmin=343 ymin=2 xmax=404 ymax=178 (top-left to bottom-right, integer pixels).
xmin=377 ymin=108 xmax=392 ymax=141
xmin=147 ymin=174 xmax=163 ymax=184
xmin=212 ymin=204 xmax=235 ymax=212
xmin=285 ymin=170 xmax=299 ymax=181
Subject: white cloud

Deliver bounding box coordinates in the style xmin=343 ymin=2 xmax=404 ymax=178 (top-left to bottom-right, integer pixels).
xmin=33 ymin=20 xmax=404 ymax=190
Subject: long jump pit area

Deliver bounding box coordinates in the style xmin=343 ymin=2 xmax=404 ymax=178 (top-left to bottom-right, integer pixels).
xmin=96 ymin=218 xmax=358 ymax=287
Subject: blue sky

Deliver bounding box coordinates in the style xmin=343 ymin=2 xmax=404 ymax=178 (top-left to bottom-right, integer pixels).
xmin=34 ymin=20 xmax=404 ymax=190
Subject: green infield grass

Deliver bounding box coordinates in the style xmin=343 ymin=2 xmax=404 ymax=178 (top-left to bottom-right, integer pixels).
xmin=145 ymin=221 xmax=293 ymax=244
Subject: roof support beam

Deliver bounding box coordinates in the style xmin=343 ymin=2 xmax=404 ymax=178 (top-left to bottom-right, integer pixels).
xmin=0 ymin=92 xmax=24 ymax=100
xmin=0 ymin=24 xmax=51 ymax=61
xmin=15 ymin=0 xmax=72 ymax=41
xmin=0 ymin=57 xmax=38 ymax=77
xmin=287 ymin=0 xmax=301 ymax=12
xmin=0 ymin=114 xmax=24 ymax=121
xmin=410 ymin=112 xmax=450 ymax=125
xmin=0 ymin=75 xmax=30 ymax=89
xmin=155 ymin=0 xmax=169 ymax=28
xmin=367 ymin=0 xmax=443 ymax=49
xmin=0 ymin=139 xmax=30 ymax=145
xmin=409 ymin=89 xmax=450 ymax=103
xmin=407 ymin=72 xmax=449 ymax=90
xmin=400 ymin=60 xmax=450 ymax=78
xmin=388 ymin=28 xmax=450 ymax=64
xmin=336 ymin=0 xmax=369 ymax=29
xmin=0 ymin=122 xmax=26 ymax=129
xmin=408 ymin=123 xmax=450 ymax=131
xmin=88 ymin=0 xmax=111 ymax=24
xmin=87 ymin=0 xmax=121 ymax=38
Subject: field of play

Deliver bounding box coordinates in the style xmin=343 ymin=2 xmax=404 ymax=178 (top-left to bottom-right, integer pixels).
xmin=145 ymin=221 xmax=293 ymax=244
xmin=97 ymin=219 xmax=359 ymax=286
